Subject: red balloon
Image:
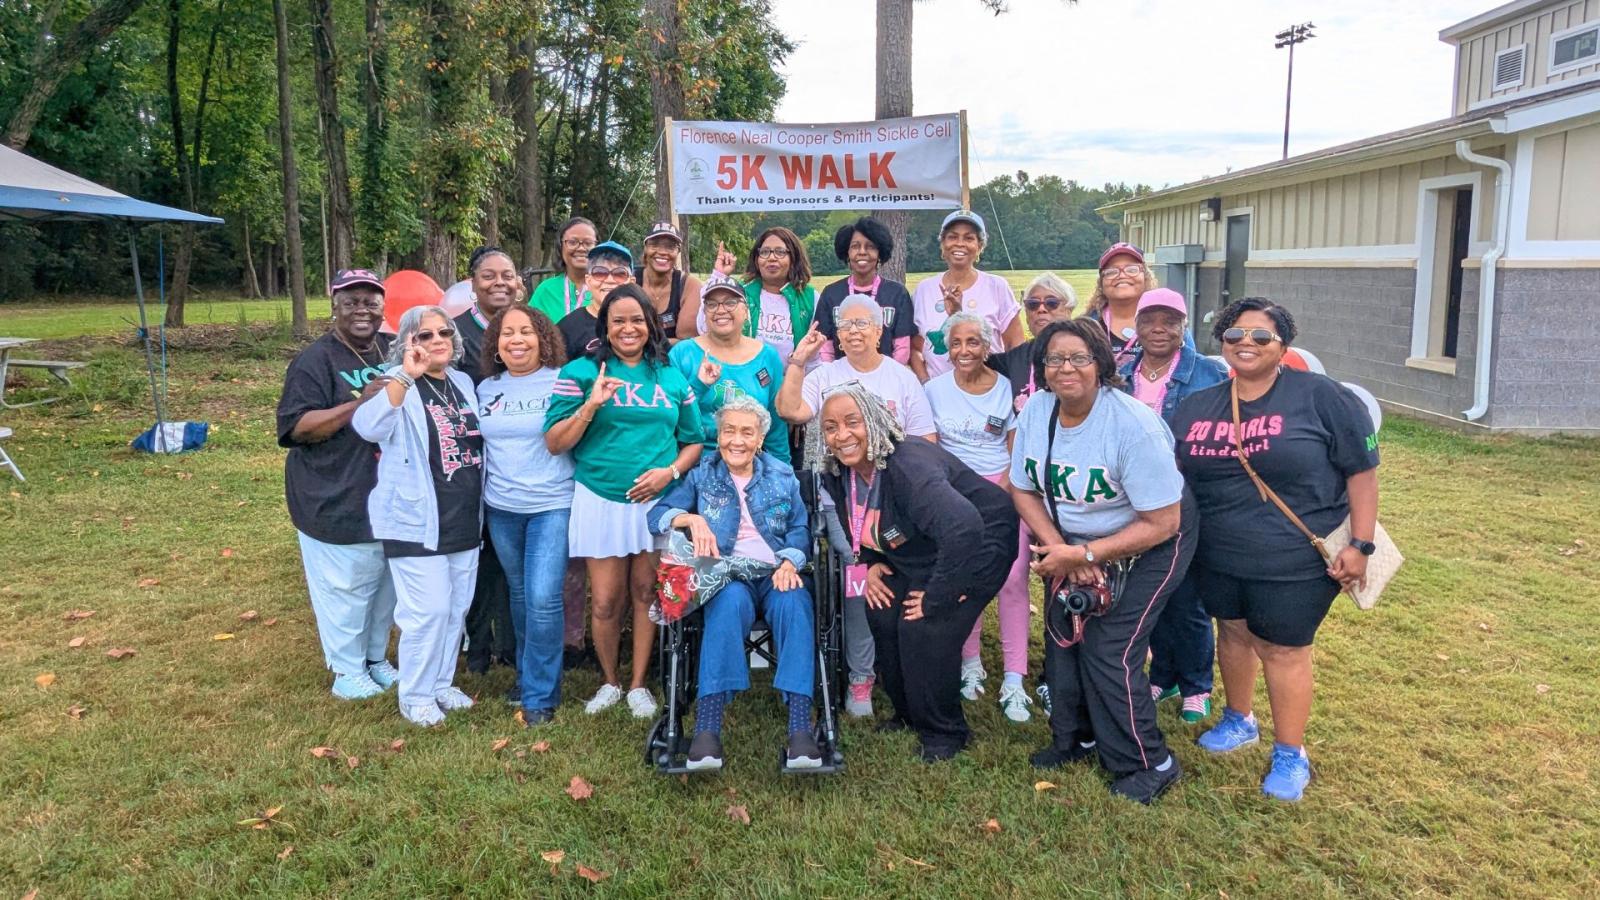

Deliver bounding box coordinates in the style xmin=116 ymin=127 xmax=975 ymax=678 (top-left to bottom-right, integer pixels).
xmin=1281 ymin=348 xmax=1311 ymax=371
xmin=381 ymin=270 xmax=445 ymax=333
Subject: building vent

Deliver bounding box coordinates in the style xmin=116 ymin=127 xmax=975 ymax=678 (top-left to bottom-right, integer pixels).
xmin=1494 ymin=45 xmax=1526 ymax=90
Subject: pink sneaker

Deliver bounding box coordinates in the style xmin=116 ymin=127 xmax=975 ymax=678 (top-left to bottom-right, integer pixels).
xmin=845 ymin=676 xmax=874 ymax=718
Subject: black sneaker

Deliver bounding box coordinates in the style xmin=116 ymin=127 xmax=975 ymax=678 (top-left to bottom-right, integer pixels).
xmin=521 ymin=707 xmax=555 ymax=727
xmin=504 ymin=683 xmax=521 ymax=706
xmin=1029 ymin=740 xmax=1098 ymax=769
xmin=874 ymin=718 xmax=910 ymax=734
xmin=785 ymin=731 xmax=823 ymax=769
xmin=918 ymin=740 xmax=964 ymax=763
xmin=1109 ymin=755 xmax=1182 ymax=804
xmin=685 ymin=732 xmax=724 ymax=771
xmin=562 ymin=644 xmax=587 ymax=671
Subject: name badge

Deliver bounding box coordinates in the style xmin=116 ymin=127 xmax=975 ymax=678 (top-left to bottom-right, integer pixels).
xmin=845 ymin=563 xmax=868 ymax=600
xmin=755 ymin=367 xmax=772 ymax=387
xmin=882 ymin=526 xmax=906 ymax=549
xmin=984 ymin=415 xmax=1006 ymax=435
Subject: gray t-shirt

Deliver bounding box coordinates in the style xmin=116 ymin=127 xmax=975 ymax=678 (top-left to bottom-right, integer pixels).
xmin=1009 ymin=386 xmax=1183 ymax=539
xmin=476 ymin=369 xmax=576 ymax=514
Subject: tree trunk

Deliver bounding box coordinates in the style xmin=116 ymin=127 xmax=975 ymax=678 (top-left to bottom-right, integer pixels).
xmin=510 ymin=34 xmax=543 ymax=270
xmin=273 ymin=0 xmax=309 ymax=337
xmin=309 ymin=0 xmax=355 ymax=270
xmin=874 ymin=0 xmax=913 ymax=283
xmin=4 ymin=0 xmax=149 ymax=149
xmin=483 ymin=69 xmax=507 ymax=249
xmin=646 ymin=0 xmax=684 ymax=225
xmin=358 ymin=0 xmax=389 ymax=268
xmin=164 ymin=0 xmax=193 ymax=327
xmin=242 ymin=220 xmax=262 ymax=298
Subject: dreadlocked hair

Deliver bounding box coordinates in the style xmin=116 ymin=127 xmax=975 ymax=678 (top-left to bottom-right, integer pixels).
xmin=804 ymin=380 xmax=905 ymax=475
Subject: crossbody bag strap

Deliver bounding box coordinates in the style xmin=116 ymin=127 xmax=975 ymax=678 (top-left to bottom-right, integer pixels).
xmin=1230 ymin=379 xmax=1331 ymax=562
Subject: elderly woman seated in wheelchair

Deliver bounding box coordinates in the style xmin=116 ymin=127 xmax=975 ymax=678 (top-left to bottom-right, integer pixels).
xmin=648 ymin=394 xmax=829 ymax=772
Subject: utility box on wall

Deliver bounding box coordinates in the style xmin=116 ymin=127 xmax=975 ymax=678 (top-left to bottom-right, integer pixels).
xmin=1152 ymin=244 xmax=1205 ymax=340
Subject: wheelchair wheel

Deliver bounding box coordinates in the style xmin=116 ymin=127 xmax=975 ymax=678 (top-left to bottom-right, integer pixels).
xmin=644 ymin=716 xmax=670 ymax=768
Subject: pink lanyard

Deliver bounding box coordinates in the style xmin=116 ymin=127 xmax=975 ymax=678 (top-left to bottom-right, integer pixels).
xmin=848 ymin=472 xmax=872 ymax=555
xmin=564 ymin=277 xmax=582 ymax=315
xmin=849 ymin=274 xmax=881 ymax=299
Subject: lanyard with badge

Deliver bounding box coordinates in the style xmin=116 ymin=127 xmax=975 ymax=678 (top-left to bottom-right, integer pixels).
xmin=844 ymin=471 xmax=874 ymax=601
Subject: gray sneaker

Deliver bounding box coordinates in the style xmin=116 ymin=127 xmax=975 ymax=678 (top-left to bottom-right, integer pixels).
xmin=845 ymin=675 xmax=874 ymax=718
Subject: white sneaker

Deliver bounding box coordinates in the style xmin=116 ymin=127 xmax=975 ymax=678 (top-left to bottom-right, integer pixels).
xmin=845 ymin=675 xmax=874 ymax=718
xmin=626 ymin=687 xmax=658 ymax=719
xmin=959 ymin=659 xmax=987 ymax=701
xmin=998 ymin=683 xmax=1033 ymax=723
xmin=585 ymin=683 xmax=624 ymax=714
xmin=367 ymin=660 xmax=400 ymax=690
xmin=435 ymin=686 xmax=475 ymax=711
xmin=402 ymin=701 xmax=445 ymax=727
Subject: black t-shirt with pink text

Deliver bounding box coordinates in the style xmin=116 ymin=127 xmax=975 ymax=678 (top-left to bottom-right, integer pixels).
xmin=1169 ymin=369 xmax=1379 ymax=581
xmin=384 ymin=374 xmax=485 ymax=558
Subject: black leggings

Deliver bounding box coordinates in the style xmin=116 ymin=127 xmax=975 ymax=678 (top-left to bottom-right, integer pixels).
xmin=1044 ymin=494 xmax=1197 ymax=776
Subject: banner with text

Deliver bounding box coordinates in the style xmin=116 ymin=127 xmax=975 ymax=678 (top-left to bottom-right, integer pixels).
xmin=668 ymin=114 xmax=963 ymax=214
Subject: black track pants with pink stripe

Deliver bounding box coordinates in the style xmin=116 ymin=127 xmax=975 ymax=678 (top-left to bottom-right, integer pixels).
xmin=1043 ymin=492 xmax=1197 ymax=777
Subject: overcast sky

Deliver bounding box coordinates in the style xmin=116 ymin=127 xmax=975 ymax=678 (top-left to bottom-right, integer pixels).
xmin=769 ymin=0 xmax=1492 ymax=190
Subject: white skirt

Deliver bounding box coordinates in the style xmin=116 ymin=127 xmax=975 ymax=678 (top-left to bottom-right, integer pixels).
xmin=568 ymin=482 xmax=659 ymax=559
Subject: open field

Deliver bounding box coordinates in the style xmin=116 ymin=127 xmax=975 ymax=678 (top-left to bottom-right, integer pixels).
xmin=1 ymin=295 xmax=1597 ymax=897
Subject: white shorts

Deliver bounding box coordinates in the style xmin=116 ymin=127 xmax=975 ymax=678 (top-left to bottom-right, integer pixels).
xmin=568 ymin=481 xmax=659 ymax=559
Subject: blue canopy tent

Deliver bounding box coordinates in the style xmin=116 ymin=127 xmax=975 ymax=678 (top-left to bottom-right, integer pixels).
xmin=0 ymin=144 xmax=224 ymax=450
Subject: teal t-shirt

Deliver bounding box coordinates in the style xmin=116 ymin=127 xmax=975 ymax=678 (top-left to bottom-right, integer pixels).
xmin=530 ymin=275 xmax=589 ymax=325
xmin=545 ymin=355 xmax=701 ymax=503
xmin=668 ymin=339 xmax=790 ymax=464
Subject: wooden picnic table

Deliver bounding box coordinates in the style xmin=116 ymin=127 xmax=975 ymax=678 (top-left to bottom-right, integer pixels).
xmin=0 ymin=336 xmax=85 ymax=409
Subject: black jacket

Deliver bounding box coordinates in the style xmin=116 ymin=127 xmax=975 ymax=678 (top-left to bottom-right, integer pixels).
xmin=823 ymin=439 xmax=1019 ymax=620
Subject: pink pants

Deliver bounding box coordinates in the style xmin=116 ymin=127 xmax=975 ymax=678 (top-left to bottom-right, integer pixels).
xmin=962 ymin=471 xmax=1032 ymax=677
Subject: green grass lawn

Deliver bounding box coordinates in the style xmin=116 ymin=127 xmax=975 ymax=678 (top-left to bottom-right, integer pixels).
xmin=2 ymin=317 xmax=1597 ymax=897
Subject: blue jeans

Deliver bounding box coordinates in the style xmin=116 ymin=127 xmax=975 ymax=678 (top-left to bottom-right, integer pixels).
xmin=1148 ymin=573 xmax=1215 ymax=696
xmin=486 ymin=506 xmax=571 ymax=711
xmin=698 ymin=574 xmax=814 ymax=699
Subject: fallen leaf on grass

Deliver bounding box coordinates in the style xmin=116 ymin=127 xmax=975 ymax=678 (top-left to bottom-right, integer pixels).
xmin=1535 ymin=683 xmax=1551 ymax=695
xmin=1478 ymin=622 xmax=1492 ymax=632
xmin=1435 ymin=653 xmax=1450 ymax=661
xmin=541 ymin=849 xmax=566 ymax=874
xmin=531 ymin=740 xmax=551 ymax=753
xmin=35 ymin=672 xmax=56 ymax=688
xmin=389 ymin=739 xmax=406 ymax=752
xmin=345 ymin=756 xmax=360 ymax=769
xmin=513 ymin=708 xmax=527 ymax=727
xmin=213 ymin=633 xmax=235 ymax=641
xmin=980 ymin=818 xmax=1002 ymax=834
xmin=309 ymin=746 xmax=339 ymax=759
xmin=221 ymin=548 xmax=235 ymax=558
xmin=68 ymin=636 xmax=87 ymax=648
xmin=106 ymin=647 xmax=137 ymax=660
xmin=67 ymin=704 xmax=87 ymax=719
xmin=63 ymin=609 xmax=96 ymax=620
xmin=137 ymin=578 xmax=160 ymax=588
xmin=725 ymin=804 xmax=751 ymax=825
xmin=263 ymin=618 xmax=279 ymax=627
xmin=1033 ymin=781 xmax=1058 ymax=792
xmin=238 ymin=805 xmax=291 ymax=831
xmin=491 ymin=737 xmax=511 ymax=752
xmin=239 ymin=610 xmax=259 ymax=622
xmin=277 ymin=845 xmax=294 ymax=861
xmin=21 ymin=889 xmax=38 ymax=900
xmin=575 ymin=864 xmax=609 ymax=883
xmin=565 ymin=775 xmax=594 ymax=801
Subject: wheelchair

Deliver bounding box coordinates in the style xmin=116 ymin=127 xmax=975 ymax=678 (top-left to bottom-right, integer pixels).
xmin=643 ymin=474 xmax=848 ymax=775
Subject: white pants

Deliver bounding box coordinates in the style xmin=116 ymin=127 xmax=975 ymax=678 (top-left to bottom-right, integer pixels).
xmin=297 ymin=532 xmax=398 ymax=677
xmin=388 ymin=548 xmax=481 ymax=708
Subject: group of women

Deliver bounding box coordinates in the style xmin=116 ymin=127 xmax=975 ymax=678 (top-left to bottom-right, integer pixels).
xmin=279 ymin=221 xmax=1382 ymax=803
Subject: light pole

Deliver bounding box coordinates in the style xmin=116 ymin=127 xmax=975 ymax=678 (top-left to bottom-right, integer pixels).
xmin=1275 ymin=22 xmax=1315 ymax=160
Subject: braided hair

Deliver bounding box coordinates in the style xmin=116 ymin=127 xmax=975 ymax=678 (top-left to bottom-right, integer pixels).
xmin=805 ymin=380 xmax=905 ymax=475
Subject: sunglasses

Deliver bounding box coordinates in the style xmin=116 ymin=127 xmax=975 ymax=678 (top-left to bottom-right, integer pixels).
xmin=588 ymin=266 xmax=630 ymax=281
xmin=1042 ymin=352 xmax=1096 ymax=369
xmin=1221 ymin=327 xmax=1282 ymax=346
xmin=1025 ymin=297 xmax=1065 ymax=313
xmin=414 ymin=327 xmax=456 ymax=343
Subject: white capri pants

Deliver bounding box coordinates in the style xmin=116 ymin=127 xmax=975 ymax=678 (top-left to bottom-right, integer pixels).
xmin=388 ymin=548 xmax=481 ymax=708
xmin=297 ymin=532 xmax=397 ymax=677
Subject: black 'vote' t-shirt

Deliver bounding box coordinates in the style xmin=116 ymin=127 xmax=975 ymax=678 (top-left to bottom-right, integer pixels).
xmin=276 ymin=332 xmax=392 ymax=545
xmin=1169 ymin=369 xmax=1380 ymax=581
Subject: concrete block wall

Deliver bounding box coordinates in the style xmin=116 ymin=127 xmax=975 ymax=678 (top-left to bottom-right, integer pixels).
xmin=1486 ymin=268 xmax=1600 ymax=430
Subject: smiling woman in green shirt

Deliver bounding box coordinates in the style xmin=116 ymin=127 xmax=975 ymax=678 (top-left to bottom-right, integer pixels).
xmin=530 ymin=217 xmax=596 ymax=324
xmin=545 ymin=283 xmax=703 ymax=721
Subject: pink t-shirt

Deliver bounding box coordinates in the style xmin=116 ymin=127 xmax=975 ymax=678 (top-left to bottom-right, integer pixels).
xmin=729 ymin=472 xmax=778 ymax=564
xmin=912 ymin=270 xmax=1020 ymax=379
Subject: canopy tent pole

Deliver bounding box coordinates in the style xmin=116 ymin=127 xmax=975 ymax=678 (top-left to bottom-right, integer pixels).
xmin=129 ymin=229 xmax=169 ymax=438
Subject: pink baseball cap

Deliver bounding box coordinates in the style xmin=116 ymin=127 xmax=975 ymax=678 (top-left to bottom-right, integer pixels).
xmin=1098 ymin=242 xmax=1145 ymax=270
xmin=1136 ymin=288 xmax=1187 ymax=317
xmin=330 ymin=268 xmax=385 ymax=293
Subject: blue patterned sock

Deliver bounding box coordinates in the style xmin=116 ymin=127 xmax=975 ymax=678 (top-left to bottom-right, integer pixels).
xmin=695 ymin=691 xmax=730 ymax=735
xmin=785 ymin=691 xmax=813 ymax=736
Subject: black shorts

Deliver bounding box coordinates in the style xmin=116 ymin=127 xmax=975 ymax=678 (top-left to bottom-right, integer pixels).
xmin=1195 ymin=566 xmax=1339 ymax=648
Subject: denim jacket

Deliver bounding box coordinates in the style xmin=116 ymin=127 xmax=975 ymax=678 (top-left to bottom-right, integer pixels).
xmin=649 ymin=451 xmax=810 ymax=569
xmin=1117 ymin=347 xmax=1229 ymax=423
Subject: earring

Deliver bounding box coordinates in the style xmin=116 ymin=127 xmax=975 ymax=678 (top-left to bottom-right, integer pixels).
xmin=493 ymin=352 xmax=503 ymax=363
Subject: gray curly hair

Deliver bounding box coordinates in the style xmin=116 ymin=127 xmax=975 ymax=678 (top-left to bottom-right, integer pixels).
xmin=714 ymin=392 xmax=773 ymax=438
xmin=941 ymin=310 xmax=993 ymax=350
xmin=804 ymin=380 xmax=904 ymax=474
xmin=387 ymin=305 xmax=463 ymax=367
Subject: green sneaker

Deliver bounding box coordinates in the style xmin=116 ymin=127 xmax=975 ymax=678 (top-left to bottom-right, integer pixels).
xmin=1180 ymin=693 xmax=1212 ymax=724
xmin=1151 ymin=684 xmax=1180 ymax=703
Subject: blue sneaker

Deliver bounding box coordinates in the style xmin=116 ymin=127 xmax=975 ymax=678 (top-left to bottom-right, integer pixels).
xmin=1196 ymin=706 xmax=1259 ymax=754
xmin=331 ymin=671 xmax=384 ymax=700
xmin=1262 ymin=744 xmax=1312 ymax=802
xmin=367 ymin=660 xmax=400 ymax=690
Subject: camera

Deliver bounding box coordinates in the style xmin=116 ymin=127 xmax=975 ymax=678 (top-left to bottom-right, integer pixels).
xmin=1057 ymin=580 xmax=1115 ymax=616
xmin=1044 ymin=562 xmax=1126 ymax=650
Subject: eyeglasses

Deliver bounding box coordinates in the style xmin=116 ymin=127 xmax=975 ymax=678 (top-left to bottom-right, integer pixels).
xmin=563 ymin=238 xmax=596 ymax=249
xmin=1100 ymin=265 xmax=1145 ymax=279
xmin=1042 ymin=352 xmax=1096 ymax=369
xmin=336 ymin=296 xmax=383 ymax=310
xmin=588 ymin=266 xmax=630 ymax=281
xmin=1221 ymin=327 xmax=1282 ymax=346
xmin=1024 ymin=297 xmax=1064 ymax=313
xmin=837 ymin=318 xmax=876 ymax=333
xmin=756 ymin=247 xmax=791 ymax=259
xmin=702 ymin=297 xmax=741 ymax=310
xmin=414 ymin=327 xmax=456 ymax=343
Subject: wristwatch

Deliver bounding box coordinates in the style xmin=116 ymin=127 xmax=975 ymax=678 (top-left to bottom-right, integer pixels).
xmin=1082 ymin=545 xmax=1097 ymax=564
xmin=1349 ymin=537 xmax=1376 ymax=556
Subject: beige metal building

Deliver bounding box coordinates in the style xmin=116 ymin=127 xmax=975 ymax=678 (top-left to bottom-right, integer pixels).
xmin=1102 ymin=0 xmax=1600 ymax=433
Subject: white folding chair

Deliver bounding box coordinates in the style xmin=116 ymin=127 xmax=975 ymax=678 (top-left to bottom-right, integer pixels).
xmin=0 ymin=426 xmax=23 ymax=481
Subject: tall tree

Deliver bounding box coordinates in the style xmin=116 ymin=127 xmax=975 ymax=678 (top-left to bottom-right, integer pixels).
xmin=3 ymin=0 xmax=150 ymax=149
xmin=308 ymin=0 xmax=356 ymax=271
xmin=273 ymin=0 xmax=309 ymax=336
xmin=646 ymin=0 xmax=685 ymax=225
xmin=509 ymin=31 xmax=543 ymax=271
xmin=873 ymin=0 xmax=913 ymax=282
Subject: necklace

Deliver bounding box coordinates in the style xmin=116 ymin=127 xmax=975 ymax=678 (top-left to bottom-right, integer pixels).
xmin=332 ymin=328 xmax=381 ymax=369
xmin=418 ymin=373 xmax=457 ymax=408
xmin=1140 ymin=358 xmax=1174 ymax=381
